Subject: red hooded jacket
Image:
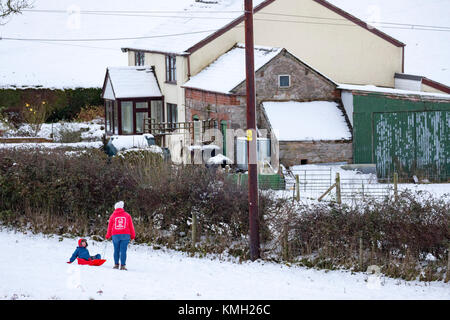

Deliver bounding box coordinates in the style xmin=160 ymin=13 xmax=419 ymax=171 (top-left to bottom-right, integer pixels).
xmin=106 ymin=208 xmax=135 ymax=240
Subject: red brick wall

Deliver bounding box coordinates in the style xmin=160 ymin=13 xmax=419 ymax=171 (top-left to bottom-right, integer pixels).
xmin=185 ymin=88 xmax=240 ymax=106
xmin=185 ymin=88 xmax=245 ymax=129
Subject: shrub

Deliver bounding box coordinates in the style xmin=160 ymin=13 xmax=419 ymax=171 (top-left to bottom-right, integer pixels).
xmin=56 ymin=127 xmax=82 ymax=143
xmin=0 ymin=88 xmax=103 ymax=123
xmin=0 ymin=147 xmax=447 ymax=280
xmin=265 ymin=193 xmax=449 ymax=281
xmin=0 ymin=148 xmax=264 ymax=256
xmin=75 ymin=105 xmax=105 ymax=122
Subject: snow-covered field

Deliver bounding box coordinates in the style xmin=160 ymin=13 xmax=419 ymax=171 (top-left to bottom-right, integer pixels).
xmin=0 ymin=228 xmax=448 ymax=300
xmin=0 ymin=0 xmax=193 ymax=88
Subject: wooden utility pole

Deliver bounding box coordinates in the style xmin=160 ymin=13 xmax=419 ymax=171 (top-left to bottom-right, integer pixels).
xmin=245 ymin=0 xmax=260 ymax=261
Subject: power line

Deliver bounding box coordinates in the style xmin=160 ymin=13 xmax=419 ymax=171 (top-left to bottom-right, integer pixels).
xmin=22 ymin=9 xmax=244 ymax=14
xmin=1 ymin=10 xmax=449 ymax=43
xmin=0 ymin=28 xmax=229 ymax=42
xmin=20 ymin=8 xmax=450 ymax=31
xmin=253 ymin=18 xmax=450 ymax=32
xmin=259 ymin=11 xmax=450 ymax=30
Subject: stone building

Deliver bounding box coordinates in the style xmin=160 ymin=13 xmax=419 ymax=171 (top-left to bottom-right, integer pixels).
xmin=182 ymin=44 xmax=351 ymax=167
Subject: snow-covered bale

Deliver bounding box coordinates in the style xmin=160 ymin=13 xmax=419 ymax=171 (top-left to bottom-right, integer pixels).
xmin=207 ymin=154 xmax=233 ymax=165
xmin=108 ymin=134 xmax=155 ymax=151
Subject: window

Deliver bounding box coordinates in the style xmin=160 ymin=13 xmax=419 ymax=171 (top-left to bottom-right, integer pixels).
xmin=106 ymin=101 xmax=114 ymax=133
xmin=167 ymin=103 xmax=178 ymax=129
xmin=165 ymin=55 xmax=176 ymax=83
xmin=121 ymin=101 xmax=133 ymax=134
xmin=278 ymin=75 xmax=290 ymax=88
xmin=114 ymin=101 xmax=119 ymax=134
xmin=193 ymin=115 xmax=201 ymax=144
xmin=135 ymin=51 xmax=145 ymax=66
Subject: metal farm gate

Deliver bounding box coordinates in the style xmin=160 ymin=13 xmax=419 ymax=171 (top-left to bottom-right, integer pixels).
xmin=374 ymin=111 xmax=449 ymax=181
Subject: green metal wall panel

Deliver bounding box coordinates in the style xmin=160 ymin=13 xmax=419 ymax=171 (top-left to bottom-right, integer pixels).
xmin=414 ymin=111 xmax=448 ymax=180
xmin=374 ymin=112 xmax=415 ymax=178
xmin=352 ymin=94 xmax=450 ymax=181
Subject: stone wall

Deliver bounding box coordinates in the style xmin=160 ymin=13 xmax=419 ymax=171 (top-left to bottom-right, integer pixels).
xmin=232 ymin=49 xmax=341 ymax=130
xmin=279 ymin=140 xmax=353 ymax=168
xmin=185 ymin=49 xmax=341 ymax=132
xmin=233 ymin=50 xmax=339 ymax=101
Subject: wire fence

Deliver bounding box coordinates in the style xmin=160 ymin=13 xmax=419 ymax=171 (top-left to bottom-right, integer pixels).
xmin=283 ymin=167 xmax=396 ymax=202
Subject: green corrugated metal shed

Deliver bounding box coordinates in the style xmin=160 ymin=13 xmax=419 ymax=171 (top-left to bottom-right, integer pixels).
xmin=350 ymin=91 xmax=450 ymax=182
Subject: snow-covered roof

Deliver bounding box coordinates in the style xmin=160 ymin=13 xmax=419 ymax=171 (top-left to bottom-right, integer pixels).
xmin=183 ymin=44 xmax=282 ymax=94
xmin=125 ymin=0 xmax=267 ymax=55
xmin=338 ymin=84 xmax=450 ymax=100
xmin=103 ymin=66 xmax=162 ymax=99
xmin=262 ymin=101 xmax=352 ymax=141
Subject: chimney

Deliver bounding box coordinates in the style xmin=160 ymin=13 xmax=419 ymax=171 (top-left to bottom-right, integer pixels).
xmin=394 ymin=73 xmax=423 ymax=91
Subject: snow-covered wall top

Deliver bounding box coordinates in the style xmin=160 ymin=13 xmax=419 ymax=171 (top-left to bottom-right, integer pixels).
xmin=338 ymin=84 xmax=450 ymax=100
xmin=183 ymin=44 xmax=282 ymax=94
xmin=263 ymin=101 xmax=352 ymax=141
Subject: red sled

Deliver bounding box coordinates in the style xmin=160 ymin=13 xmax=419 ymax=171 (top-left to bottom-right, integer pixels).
xmin=76 ymin=258 xmax=106 ymax=266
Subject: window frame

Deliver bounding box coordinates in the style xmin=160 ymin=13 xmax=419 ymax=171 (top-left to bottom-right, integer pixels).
xmin=165 ymin=55 xmax=177 ymax=84
xmin=135 ymin=51 xmax=145 ymax=66
xmin=278 ymin=74 xmax=291 ymax=88
xmin=167 ymin=103 xmax=178 ymax=130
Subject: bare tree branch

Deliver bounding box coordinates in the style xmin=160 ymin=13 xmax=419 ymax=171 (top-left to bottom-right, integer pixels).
xmin=0 ymin=0 xmax=32 ymax=21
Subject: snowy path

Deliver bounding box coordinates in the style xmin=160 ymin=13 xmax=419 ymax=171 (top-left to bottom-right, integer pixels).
xmin=0 ymin=229 xmax=448 ymax=300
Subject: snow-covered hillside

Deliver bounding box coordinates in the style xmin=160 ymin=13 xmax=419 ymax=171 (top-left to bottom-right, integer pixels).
xmin=0 ymin=229 xmax=448 ymax=300
xmin=0 ymin=0 xmax=192 ymax=88
xmin=0 ymin=0 xmax=448 ymax=88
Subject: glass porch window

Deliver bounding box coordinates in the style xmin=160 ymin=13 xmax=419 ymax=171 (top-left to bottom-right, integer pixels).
xmin=114 ymin=101 xmax=119 ymax=134
xmin=105 ymin=101 xmax=111 ymax=132
xmin=121 ymin=101 xmax=133 ymax=134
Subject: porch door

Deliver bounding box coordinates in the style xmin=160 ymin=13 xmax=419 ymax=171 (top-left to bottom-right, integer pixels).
xmin=135 ymin=101 xmax=149 ymax=134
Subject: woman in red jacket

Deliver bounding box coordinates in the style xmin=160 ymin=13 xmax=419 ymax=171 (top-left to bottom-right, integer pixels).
xmin=106 ymin=201 xmax=135 ymax=270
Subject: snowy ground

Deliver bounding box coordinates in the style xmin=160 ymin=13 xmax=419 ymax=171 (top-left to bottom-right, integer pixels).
xmin=0 ymin=120 xmax=105 ymax=149
xmin=281 ymin=163 xmax=450 ymax=202
xmin=0 ymin=228 xmax=448 ymax=300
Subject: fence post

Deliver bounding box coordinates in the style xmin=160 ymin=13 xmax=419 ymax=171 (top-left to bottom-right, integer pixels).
xmin=394 ymin=172 xmax=398 ymax=202
xmin=446 ymin=248 xmax=450 ymax=283
xmin=237 ymin=172 xmax=242 ymax=186
xmin=335 ymin=172 xmax=341 ymax=204
xmin=295 ymin=174 xmax=300 ymax=202
xmin=359 ymin=237 xmax=363 ymax=271
xmin=191 ymin=212 xmax=197 ymax=249
xmin=282 ymin=223 xmax=289 ymax=261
